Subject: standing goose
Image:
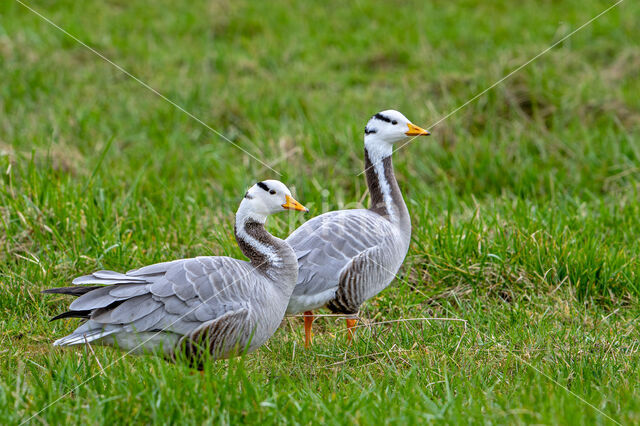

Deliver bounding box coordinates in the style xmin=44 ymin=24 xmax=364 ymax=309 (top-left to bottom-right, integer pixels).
xmin=44 ymin=180 xmax=308 ymax=366
xmin=285 ymin=110 xmax=429 ymax=347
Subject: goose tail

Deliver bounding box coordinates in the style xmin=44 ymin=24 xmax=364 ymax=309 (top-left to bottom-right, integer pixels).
xmin=53 ymin=328 xmax=118 ymax=346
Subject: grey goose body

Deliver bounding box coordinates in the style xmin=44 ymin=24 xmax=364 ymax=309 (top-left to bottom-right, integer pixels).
xmin=44 ymin=180 xmax=307 ymax=366
xmin=285 ymin=110 xmax=430 ymax=346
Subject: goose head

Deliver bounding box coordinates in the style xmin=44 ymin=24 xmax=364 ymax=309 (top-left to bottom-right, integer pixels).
xmin=238 ymin=180 xmax=308 ymax=223
xmin=364 ymin=110 xmax=430 ymax=158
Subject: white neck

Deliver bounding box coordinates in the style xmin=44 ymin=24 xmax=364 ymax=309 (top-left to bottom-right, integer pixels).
xmin=235 ymin=200 xmax=268 ymax=226
xmin=364 ymin=135 xmax=393 ymax=162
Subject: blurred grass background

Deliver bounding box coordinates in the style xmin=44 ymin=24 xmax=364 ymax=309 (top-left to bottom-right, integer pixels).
xmin=1 ymin=0 xmax=639 ymax=424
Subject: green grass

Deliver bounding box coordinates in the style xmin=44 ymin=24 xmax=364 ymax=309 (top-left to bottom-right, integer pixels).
xmin=1 ymin=0 xmax=639 ymax=423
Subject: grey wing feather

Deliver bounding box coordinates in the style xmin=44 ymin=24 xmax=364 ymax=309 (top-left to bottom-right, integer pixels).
xmin=109 ymin=295 xmax=162 ymax=324
xmin=166 ymin=267 xmax=196 ymax=301
xmin=92 ymin=270 xmax=147 ymax=281
xmin=72 ymin=271 xmax=146 ymax=285
xmin=149 ymin=278 xmax=175 ymax=297
xmin=153 ymin=257 xmax=257 ymax=337
xmin=70 ymin=286 xmax=128 ymax=311
xmin=109 ymin=284 xmax=150 ymax=298
xmin=152 ymin=295 xmax=189 ymax=315
xmin=128 ymin=306 xmax=166 ymax=332
xmin=126 ymin=259 xmax=189 ymax=276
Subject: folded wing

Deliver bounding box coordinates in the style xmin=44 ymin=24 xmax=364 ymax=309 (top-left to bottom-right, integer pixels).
xmin=47 ymin=256 xmax=257 ymax=355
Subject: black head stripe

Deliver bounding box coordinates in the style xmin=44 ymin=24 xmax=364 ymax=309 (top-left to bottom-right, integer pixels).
xmin=256 ymin=181 xmax=270 ymax=192
xmin=365 ymin=127 xmax=377 ymax=135
xmin=374 ymin=113 xmax=392 ymax=123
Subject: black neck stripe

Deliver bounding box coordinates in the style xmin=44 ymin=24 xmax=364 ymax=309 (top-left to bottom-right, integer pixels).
xmin=256 ymin=181 xmax=270 ymax=192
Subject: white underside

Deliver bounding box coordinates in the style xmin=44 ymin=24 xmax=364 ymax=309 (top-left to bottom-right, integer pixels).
xmin=54 ymin=328 xmax=181 ymax=356
xmin=101 ymin=332 xmax=180 ymax=355
xmin=285 ymin=287 xmax=337 ymax=314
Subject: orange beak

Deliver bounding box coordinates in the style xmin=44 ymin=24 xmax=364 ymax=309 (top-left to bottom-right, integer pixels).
xmin=282 ymin=195 xmax=308 ymax=212
xmin=405 ymin=122 xmax=430 ymax=136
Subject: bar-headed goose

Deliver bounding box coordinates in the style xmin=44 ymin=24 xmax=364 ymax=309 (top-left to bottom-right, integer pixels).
xmin=44 ymin=180 xmax=308 ymax=366
xmin=285 ymin=110 xmax=429 ymax=346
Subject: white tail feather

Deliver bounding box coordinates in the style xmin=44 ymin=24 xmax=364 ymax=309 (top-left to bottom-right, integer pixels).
xmin=53 ymin=328 xmax=119 ymax=346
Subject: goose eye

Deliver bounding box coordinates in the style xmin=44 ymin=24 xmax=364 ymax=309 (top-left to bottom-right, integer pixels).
xmin=269 ymin=189 xmax=276 ymax=195
xmin=392 ymin=120 xmax=398 ymax=125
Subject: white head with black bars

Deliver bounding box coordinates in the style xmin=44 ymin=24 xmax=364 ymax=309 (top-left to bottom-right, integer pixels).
xmin=364 ymin=110 xmax=430 ymax=160
xmin=238 ymin=179 xmax=308 ymax=223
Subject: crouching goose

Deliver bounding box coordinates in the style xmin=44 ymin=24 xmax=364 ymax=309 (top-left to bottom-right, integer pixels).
xmin=44 ymin=180 xmax=307 ymax=366
xmin=285 ymin=110 xmax=429 ymax=347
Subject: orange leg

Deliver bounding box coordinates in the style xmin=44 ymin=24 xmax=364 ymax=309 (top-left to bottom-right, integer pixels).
xmin=304 ymin=311 xmax=314 ymax=348
xmin=346 ymin=318 xmax=358 ymax=343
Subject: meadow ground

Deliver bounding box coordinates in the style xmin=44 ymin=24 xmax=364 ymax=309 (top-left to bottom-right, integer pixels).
xmin=1 ymin=0 xmax=639 ymax=424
